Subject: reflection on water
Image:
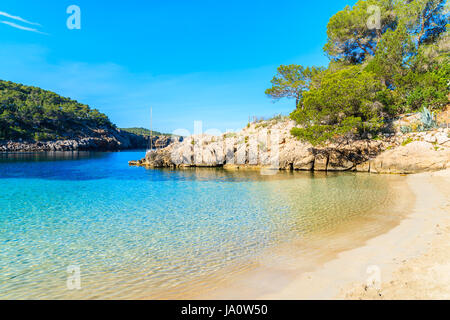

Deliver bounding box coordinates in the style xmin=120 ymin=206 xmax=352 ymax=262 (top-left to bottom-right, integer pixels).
xmin=0 ymin=152 xmax=408 ymax=299
xmin=0 ymin=151 xmax=108 ymax=163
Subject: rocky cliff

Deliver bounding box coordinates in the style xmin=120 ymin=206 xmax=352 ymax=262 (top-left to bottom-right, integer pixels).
xmin=0 ymin=129 xmax=174 ymax=152
xmin=129 ymin=119 xmax=450 ymax=174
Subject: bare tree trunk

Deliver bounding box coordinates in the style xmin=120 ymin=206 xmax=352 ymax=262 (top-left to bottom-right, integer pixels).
xmin=296 ymin=92 xmax=302 ymax=110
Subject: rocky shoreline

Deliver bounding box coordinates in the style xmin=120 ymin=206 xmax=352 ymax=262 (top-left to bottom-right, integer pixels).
xmin=0 ymin=129 xmax=175 ymax=152
xmin=129 ymin=119 xmax=450 ymax=174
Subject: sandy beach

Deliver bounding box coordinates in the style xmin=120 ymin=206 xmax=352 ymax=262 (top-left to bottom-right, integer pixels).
xmin=197 ymin=169 xmax=450 ymax=300
xmin=340 ymin=169 xmax=450 ymax=299
xmin=270 ymin=169 xmax=450 ymax=299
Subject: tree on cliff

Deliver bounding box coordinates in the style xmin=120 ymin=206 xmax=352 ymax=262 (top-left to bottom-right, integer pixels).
xmin=324 ymin=0 xmax=397 ymax=64
xmin=290 ymin=66 xmax=387 ymax=145
xmin=396 ymin=0 xmax=448 ymax=47
xmin=323 ymin=0 xmax=447 ymax=64
xmin=266 ymin=0 xmax=449 ymax=146
xmin=265 ymin=65 xmax=324 ymax=109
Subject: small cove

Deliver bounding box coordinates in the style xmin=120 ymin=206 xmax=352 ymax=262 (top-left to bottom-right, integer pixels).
xmin=0 ymin=151 xmax=412 ymax=299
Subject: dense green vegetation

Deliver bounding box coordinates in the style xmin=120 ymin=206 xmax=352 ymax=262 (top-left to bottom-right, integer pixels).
xmin=120 ymin=127 xmax=171 ymax=137
xmin=0 ymin=80 xmax=114 ymax=141
xmin=265 ymin=65 xmax=324 ymax=108
xmin=266 ymin=0 xmax=449 ymax=145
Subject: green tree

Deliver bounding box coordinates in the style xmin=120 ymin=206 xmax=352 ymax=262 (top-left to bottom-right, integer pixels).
xmin=367 ymin=16 xmax=449 ymax=112
xmin=396 ymin=0 xmax=448 ymax=46
xmin=284 ymin=0 xmax=449 ymax=145
xmin=290 ymin=66 xmax=387 ymax=145
xmin=265 ymin=65 xmax=324 ymax=109
xmin=324 ymin=0 xmax=396 ymax=63
xmin=366 ymin=24 xmax=416 ymax=89
xmin=404 ymin=56 xmax=450 ymax=111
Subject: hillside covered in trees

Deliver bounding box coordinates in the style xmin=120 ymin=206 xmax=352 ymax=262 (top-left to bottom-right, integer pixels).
xmin=120 ymin=127 xmax=172 ymax=137
xmin=0 ymin=80 xmax=114 ymax=141
xmin=266 ymin=0 xmax=449 ymax=145
xmin=0 ymin=80 xmax=179 ymax=151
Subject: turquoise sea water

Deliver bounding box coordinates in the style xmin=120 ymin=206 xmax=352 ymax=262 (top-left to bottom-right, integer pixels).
xmin=0 ymin=151 xmax=403 ymax=299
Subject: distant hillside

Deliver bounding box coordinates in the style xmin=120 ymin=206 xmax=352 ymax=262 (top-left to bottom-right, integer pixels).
xmin=0 ymin=80 xmax=114 ymax=141
xmin=0 ymin=80 xmax=179 ymax=151
xmin=120 ymin=127 xmax=172 ymax=137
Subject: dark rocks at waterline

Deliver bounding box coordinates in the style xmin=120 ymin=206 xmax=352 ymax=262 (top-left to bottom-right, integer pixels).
xmin=0 ymin=129 xmax=178 ymax=152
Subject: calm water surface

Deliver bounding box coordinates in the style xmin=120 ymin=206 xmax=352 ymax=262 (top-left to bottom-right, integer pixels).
xmin=0 ymin=151 xmax=405 ymax=299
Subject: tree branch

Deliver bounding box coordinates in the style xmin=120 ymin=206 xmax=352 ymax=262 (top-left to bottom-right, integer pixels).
xmin=355 ymin=38 xmax=371 ymax=56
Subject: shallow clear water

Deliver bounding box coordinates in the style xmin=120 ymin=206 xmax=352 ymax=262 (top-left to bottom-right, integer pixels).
xmin=0 ymin=151 xmax=403 ymax=299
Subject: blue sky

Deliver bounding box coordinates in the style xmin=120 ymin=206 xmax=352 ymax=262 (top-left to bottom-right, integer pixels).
xmin=0 ymin=0 xmax=357 ymax=134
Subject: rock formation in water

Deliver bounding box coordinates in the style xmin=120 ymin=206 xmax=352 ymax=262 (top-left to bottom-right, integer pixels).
xmin=130 ymin=119 xmax=450 ymax=174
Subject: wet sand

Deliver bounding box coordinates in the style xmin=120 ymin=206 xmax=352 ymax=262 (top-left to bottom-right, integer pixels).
xmin=195 ymin=170 xmax=449 ymax=300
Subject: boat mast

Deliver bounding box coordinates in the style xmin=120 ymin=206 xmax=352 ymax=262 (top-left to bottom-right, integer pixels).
xmin=150 ymin=107 xmax=153 ymax=151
